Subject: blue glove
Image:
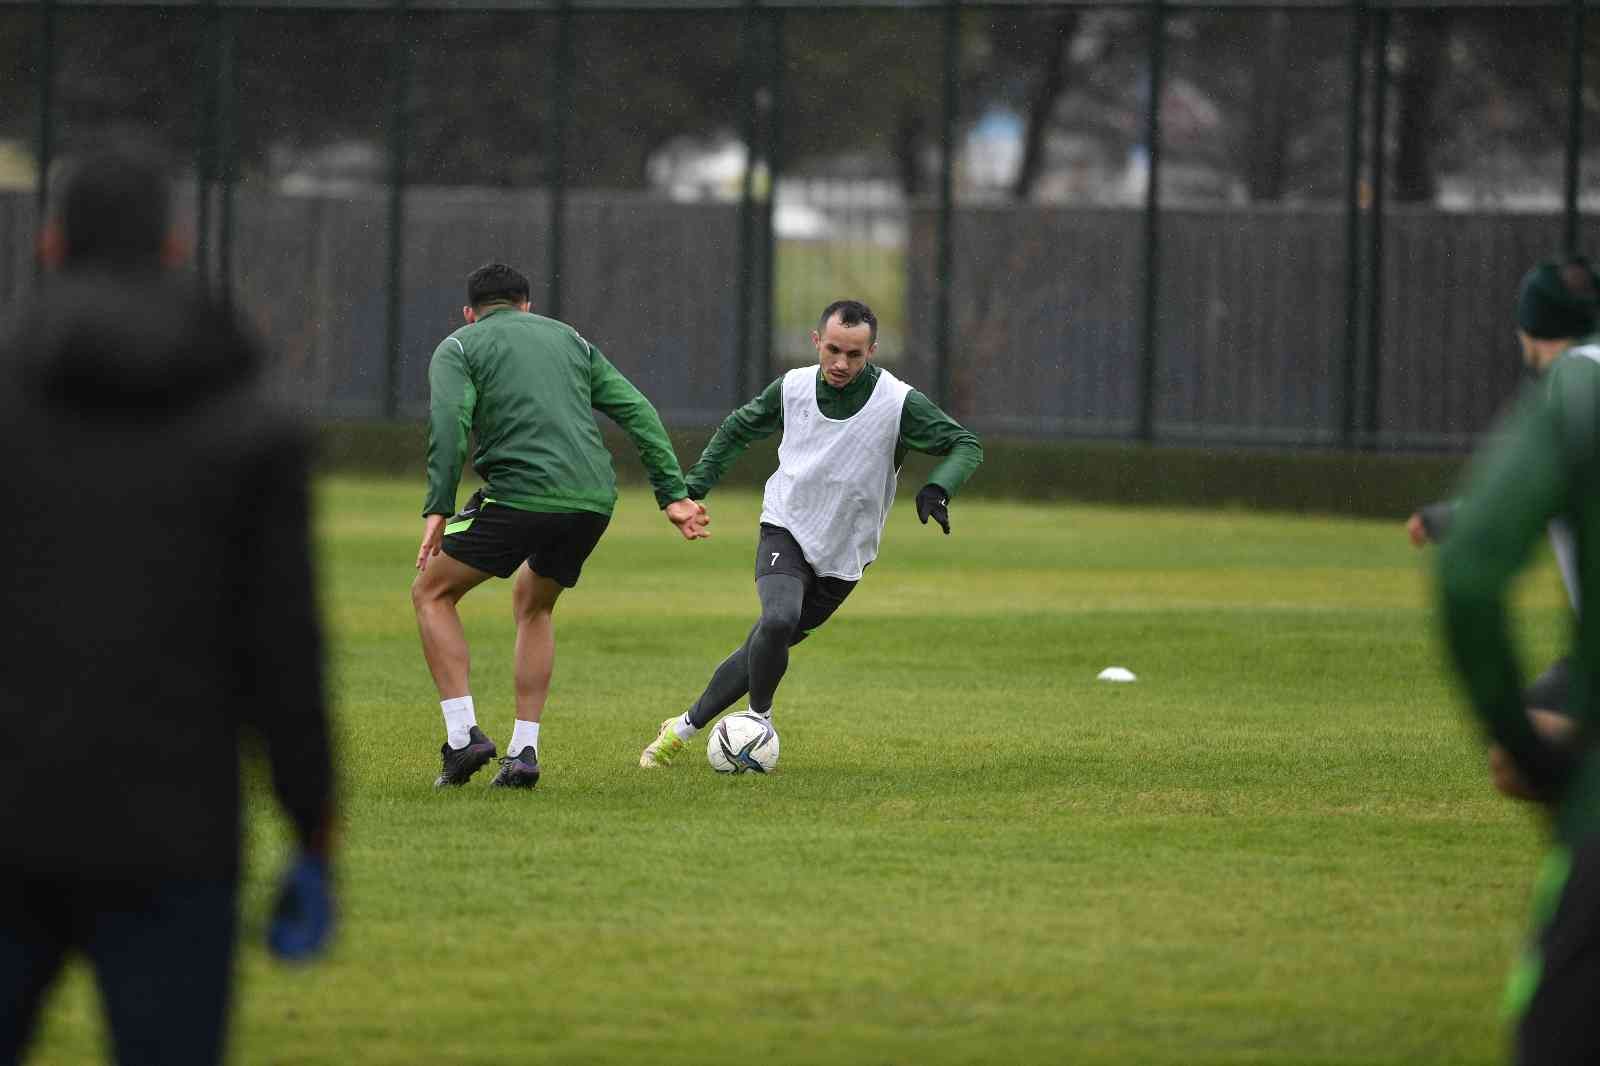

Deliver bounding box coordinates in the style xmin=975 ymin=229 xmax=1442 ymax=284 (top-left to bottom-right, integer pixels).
xmin=268 ymin=854 xmax=335 ymax=962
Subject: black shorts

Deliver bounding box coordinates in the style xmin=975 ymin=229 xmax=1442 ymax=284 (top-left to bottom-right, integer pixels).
xmin=440 ymin=489 xmax=609 ymax=586
xmin=1514 ymin=834 xmax=1600 ymax=1066
xmin=1524 ymin=658 xmax=1572 ymax=714
xmin=756 ymin=523 xmax=856 ymax=637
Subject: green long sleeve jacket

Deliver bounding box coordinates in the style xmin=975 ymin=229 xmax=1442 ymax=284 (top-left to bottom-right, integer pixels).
xmin=1439 ymin=342 xmax=1600 ymax=845
xmin=424 ymin=306 xmax=688 ymax=518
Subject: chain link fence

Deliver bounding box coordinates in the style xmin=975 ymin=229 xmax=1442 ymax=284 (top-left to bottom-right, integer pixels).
xmin=1 ymin=0 xmax=1597 ymax=451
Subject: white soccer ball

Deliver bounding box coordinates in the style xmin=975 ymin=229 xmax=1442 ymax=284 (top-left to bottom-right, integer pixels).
xmin=706 ymin=712 xmax=780 ymax=774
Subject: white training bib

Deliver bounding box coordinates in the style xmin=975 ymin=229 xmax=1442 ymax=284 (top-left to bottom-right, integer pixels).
xmin=760 ymin=366 xmax=913 ymax=581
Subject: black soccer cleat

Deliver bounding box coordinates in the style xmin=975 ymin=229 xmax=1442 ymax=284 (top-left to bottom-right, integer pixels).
xmin=434 ymin=725 xmax=497 ymax=788
xmin=488 ymin=746 xmax=541 ymax=790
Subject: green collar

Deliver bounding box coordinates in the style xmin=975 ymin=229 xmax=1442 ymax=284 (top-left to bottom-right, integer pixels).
xmin=475 ymin=304 xmax=521 ymax=321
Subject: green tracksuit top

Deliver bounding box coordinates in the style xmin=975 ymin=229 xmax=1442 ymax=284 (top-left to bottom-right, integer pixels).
xmin=1439 ymin=340 xmax=1600 ymax=846
xmin=423 ymin=306 xmax=688 ymax=518
xmin=685 ymin=363 xmax=983 ymax=499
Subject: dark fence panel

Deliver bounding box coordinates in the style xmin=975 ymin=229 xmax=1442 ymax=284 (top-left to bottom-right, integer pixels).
xmin=229 ymin=9 xmax=395 ymax=415
xmin=0 ymin=196 xmax=34 ymax=328
xmin=230 ymin=190 xmax=391 ymax=417
xmin=7 ymin=1 xmax=1600 ymax=459
xmin=560 ymin=193 xmax=743 ymax=425
xmin=0 ymin=6 xmax=35 ymax=318
xmin=1154 ymin=207 xmax=1347 ymax=446
xmin=210 ymin=188 xmax=740 ymax=422
xmin=909 ymin=201 xmax=1582 ymax=446
xmin=908 ymin=203 xmax=1142 ymax=436
xmin=1375 ymin=210 xmax=1600 ymax=448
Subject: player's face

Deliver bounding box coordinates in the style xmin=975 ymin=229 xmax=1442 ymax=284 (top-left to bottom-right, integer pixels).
xmin=812 ymin=316 xmax=875 ymax=388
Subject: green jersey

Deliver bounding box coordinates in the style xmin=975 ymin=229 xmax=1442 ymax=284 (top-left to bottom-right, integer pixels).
xmin=685 ymin=363 xmax=984 ymax=499
xmin=1439 ymin=341 xmax=1600 ymax=845
xmin=423 ymin=306 xmax=688 ymax=518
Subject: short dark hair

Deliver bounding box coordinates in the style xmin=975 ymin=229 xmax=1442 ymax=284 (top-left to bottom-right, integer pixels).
xmin=466 ymin=263 xmax=531 ymax=309
xmin=817 ymin=300 xmax=878 ymax=345
xmin=54 ymin=139 xmax=173 ymax=268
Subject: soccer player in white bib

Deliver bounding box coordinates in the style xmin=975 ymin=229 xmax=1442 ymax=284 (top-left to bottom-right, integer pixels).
xmin=639 ymin=300 xmax=982 ymax=768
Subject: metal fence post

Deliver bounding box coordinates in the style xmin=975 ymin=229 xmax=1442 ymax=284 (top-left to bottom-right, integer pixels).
xmin=735 ymin=0 xmax=757 ymax=404
xmin=934 ymin=0 xmax=959 ymax=411
xmin=33 ymin=0 xmax=55 ymax=279
xmin=196 ymin=0 xmax=218 ymax=287
xmin=546 ymin=0 xmax=573 ymax=321
xmin=1136 ymin=0 xmax=1165 ymax=444
xmin=216 ymin=5 xmax=237 ymax=312
xmin=1340 ymin=1 xmax=1367 ymax=449
xmin=383 ymin=0 xmax=412 ymax=419
xmin=1565 ymin=0 xmax=1585 ymax=256
xmin=760 ymin=9 xmax=785 ymax=386
xmin=1362 ymin=6 xmax=1389 ymax=449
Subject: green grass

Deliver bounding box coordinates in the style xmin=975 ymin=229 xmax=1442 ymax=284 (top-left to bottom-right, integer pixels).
xmin=27 ymin=480 xmax=1570 ymax=1065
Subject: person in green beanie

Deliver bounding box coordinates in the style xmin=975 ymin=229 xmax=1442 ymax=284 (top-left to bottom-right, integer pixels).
xmin=1409 ymin=259 xmax=1598 ymax=797
xmin=1437 ymin=255 xmax=1600 ymax=1063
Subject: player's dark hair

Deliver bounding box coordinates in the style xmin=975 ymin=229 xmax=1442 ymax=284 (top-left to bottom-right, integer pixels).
xmin=54 ymin=139 xmax=173 ymax=269
xmin=466 ymin=263 xmax=531 ymax=310
xmin=817 ymin=300 xmax=877 ymax=345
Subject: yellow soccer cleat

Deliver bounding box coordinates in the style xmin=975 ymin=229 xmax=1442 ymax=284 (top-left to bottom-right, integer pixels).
xmin=639 ymin=717 xmax=686 ymax=768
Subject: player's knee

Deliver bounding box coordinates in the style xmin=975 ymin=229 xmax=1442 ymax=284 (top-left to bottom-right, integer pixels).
xmin=756 ymin=604 xmax=802 ymax=643
xmin=513 ymin=597 xmax=554 ymax=624
xmin=410 ymin=574 xmax=433 ymax=612
xmin=413 ymin=571 xmax=462 ymax=613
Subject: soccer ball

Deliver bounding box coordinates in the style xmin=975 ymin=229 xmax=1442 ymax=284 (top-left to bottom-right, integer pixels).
xmin=707 ymin=712 xmax=780 ymax=774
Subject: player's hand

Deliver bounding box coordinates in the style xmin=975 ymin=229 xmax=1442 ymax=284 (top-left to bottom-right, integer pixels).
xmin=1488 ymin=745 xmax=1537 ymax=801
xmin=1488 ymin=710 xmax=1580 ymax=803
xmin=416 ymin=514 xmax=446 ymax=570
xmin=916 ymin=484 xmax=950 ymax=535
xmin=268 ymin=854 xmax=335 ymax=962
xmin=665 ymin=498 xmax=710 ymax=541
xmin=1405 ymin=512 xmax=1429 ymax=548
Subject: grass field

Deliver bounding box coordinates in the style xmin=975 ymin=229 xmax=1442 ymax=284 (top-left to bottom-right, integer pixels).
xmin=27 ymin=478 xmax=1568 ymax=1065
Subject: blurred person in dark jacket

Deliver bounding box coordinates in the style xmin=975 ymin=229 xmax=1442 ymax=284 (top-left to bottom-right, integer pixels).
xmin=0 ymin=139 xmax=337 ymax=1066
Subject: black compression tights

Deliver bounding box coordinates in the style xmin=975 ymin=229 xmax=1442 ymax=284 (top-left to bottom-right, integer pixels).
xmin=686 ymin=573 xmax=807 ymax=729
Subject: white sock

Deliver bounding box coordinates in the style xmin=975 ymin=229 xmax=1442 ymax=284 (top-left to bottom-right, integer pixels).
xmin=672 ymin=713 xmax=698 ymax=742
xmin=749 ymin=705 xmax=771 ymax=720
xmin=441 ymin=696 xmax=476 ymax=749
xmin=509 ymin=719 xmax=540 ymax=758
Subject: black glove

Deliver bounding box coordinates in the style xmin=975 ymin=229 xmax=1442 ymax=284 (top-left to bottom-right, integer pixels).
xmin=915 ymin=484 xmax=950 ymax=535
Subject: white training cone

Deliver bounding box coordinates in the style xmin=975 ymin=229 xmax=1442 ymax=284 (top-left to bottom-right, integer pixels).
xmin=1097 ymin=666 xmax=1137 ymax=683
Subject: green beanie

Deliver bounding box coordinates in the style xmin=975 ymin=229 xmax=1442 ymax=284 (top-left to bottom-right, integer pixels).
xmin=1516 ymin=258 xmax=1599 ymax=340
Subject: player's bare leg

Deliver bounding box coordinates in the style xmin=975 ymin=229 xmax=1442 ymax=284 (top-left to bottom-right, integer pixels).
xmin=511 ymin=565 xmax=563 ymax=728
xmin=491 ymin=564 xmax=563 ymax=788
xmin=412 ymin=553 xmax=497 ymax=785
xmin=412 ymin=552 xmax=493 ymax=700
